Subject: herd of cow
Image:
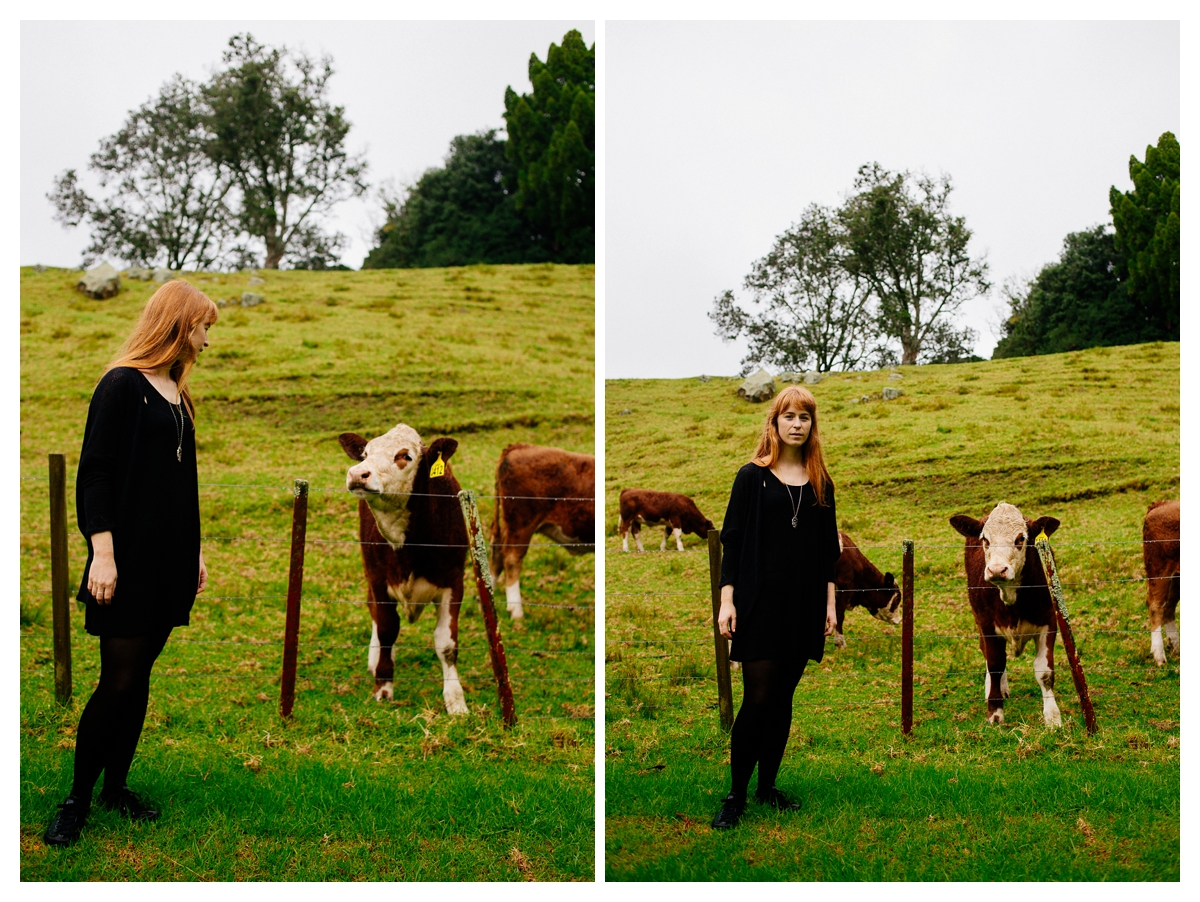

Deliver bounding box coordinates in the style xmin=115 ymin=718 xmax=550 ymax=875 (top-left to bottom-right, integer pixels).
xmin=332 ymin=421 xmax=1180 ymax=726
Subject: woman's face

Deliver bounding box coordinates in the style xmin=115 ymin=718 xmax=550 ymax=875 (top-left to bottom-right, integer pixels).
xmin=775 ymin=403 xmax=813 ymax=449
xmin=188 ymin=319 xmax=212 ymax=358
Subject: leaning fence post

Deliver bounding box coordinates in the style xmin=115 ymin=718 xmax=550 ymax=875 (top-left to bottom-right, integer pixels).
xmin=901 ymin=539 xmax=914 ymax=736
xmin=49 ymin=453 xmax=73 ymax=706
xmin=280 ymin=478 xmax=308 ymax=719
xmin=458 ymin=490 xmax=517 ymax=728
xmin=1034 ymin=533 xmax=1098 ymax=734
xmin=707 ymin=529 xmax=734 ymax=731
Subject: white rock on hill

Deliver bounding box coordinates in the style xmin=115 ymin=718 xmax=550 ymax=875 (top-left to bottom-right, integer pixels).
xmin=76 ymin=263 xmax=121 ymax=299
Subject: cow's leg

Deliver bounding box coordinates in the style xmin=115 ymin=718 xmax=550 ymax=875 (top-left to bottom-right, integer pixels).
xmin=660 ymin=525 xmax=669 ymax=552
xmin=433 ymin=584 xmax=468 ymax=715
xmin=502 ymin=529 xmax=534 ymax=619
xmin=672 ymin=525 xmax=684 ymax=552
xmin=1163 ymin=577 xmax=1180 ymax=654
xmin=1148 ymin=575 xmax=1169 ymax=665
xmin=619 ymin=517 xmax=630 ymax=553
xmin=632 ymin=521 xmax=645 ymax=553
xmin=368 ymin=595 xmax=400 ymax=702
xmin=1034 ymin=626 xmax=1061 ymax=727
xmin=981 ymin=632 xmax=1007 ymax=724
xmin=834 ymin=603 xmax=847 ymax=649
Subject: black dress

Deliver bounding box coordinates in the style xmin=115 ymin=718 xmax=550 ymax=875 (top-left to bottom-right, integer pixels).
xmin=75 ymin=367 xmax=202 ymax=637
xmin=719 ymin=462 xmax=840 ymax=664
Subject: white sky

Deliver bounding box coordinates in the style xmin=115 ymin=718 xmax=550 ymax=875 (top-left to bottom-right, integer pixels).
xmin=605 ymin=20 xmax=1181 ymax=374
xmin=20 ymin=20 xmax=595 ymax=271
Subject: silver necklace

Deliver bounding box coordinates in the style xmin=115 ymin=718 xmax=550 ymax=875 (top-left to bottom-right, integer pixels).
xmin=169 ymin=397 xmax=184 ymax=462
xmin=784 ymin=481 xmax=803 ymax=528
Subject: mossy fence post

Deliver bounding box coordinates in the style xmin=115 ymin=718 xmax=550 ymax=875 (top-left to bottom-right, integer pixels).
xmin=901 ymin=539 xmax=914 ymax=735
xmin=707 ymin=529 xmax=734 ymax=730
xmin=280 ymin=478 xmax=308 ymax=718
xmin=49 ymin=453 xmax=73 ymax=706
xmin=457 ymin=489 xmax=516 ymax=728
xmin=1035 ymin=533 xmax=1098 ymax=734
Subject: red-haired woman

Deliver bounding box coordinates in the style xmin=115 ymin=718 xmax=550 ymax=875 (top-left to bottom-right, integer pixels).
xmin=711 ymin=385 xmax=841 ymax=829
xmin=44 ymin=280 xmax=218 ymax=846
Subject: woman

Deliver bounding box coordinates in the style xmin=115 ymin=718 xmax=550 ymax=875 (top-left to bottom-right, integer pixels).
xmin=44 ymin=280 xmax=217 ymax=847
xmin=712 ymin=384 xmax=840 ymax=829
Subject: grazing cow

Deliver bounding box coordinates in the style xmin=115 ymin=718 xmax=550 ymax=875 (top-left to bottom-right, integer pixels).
xmin=488 ymin=444 xmax=595 ymax=619
xmin=949 ymin=502 xmax=1062 ymax=727
xmin=1143 ymin=500 xmax=1180 ymax=666
xmin=832 ymin=532 xmax=901 ymax=648
xmin=339 ymin=424 xmax=469 ymax=714
xmin=618 ymin=488 xmax=714 ymax=552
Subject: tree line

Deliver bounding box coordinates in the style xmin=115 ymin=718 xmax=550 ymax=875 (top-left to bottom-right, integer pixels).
xmin=49 ymin=30 xmax=594 ymax=272
xmin=714 ymin=133 xmax=1179 ymax=372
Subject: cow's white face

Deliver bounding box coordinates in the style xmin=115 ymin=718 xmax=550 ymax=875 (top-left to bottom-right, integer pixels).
xmin=871 ymin=589 xmax=903 ymax=624
xmin=343 ymin=424 xmax=424 ymax=512
xmin=979 ymin=503 xmax=1029 ymax=599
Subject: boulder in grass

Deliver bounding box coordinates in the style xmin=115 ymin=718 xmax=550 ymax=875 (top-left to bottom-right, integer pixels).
xmin=778 ymin=371 xmax=803 ymax=383
xmin=126 ymin=266 xmax=151 ymax=281
xmin=888 ymin=372 xmax=903 ymax=381
xmin=76 ymin=263 xmax=121 ymax=299
xmin=804 ymin=370 xmax=823 ymax=384
xmin=698 ymin=374 xmax=711 ymax=383
xmin=241 ymin=292 xmax=264 ymax=307
xmin=33 ymin=264 xmax=46 ymax=273
xmin=737 ymin=368 xmax=776 ymax=403
xmin=883 ymin=387 xmax=903 ymax=400
xmin=152 ymin=267 xmax=174 ymax=283
xmin=247 ymin=275 xmax=265 ymax=286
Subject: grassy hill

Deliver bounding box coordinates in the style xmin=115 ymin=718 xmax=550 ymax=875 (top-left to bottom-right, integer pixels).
xmin=19 ymin=263 xmax=595 ymax=880
xmin=605 ymin=343 xmax=1179 ymax=880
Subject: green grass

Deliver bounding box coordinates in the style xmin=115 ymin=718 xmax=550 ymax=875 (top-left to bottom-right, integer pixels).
xmin=605 ymin=345 xmax=1180 ymax=880
xmin=20 ymin=264 xmax=595 ymax=881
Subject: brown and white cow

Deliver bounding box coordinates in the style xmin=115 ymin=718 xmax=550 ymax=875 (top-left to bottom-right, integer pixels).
xmin=832 ymin=531 xmax=901 ymax=648
xmin=618 ymin=488 xmax=714 ymax=552
xmin=339 ymin=424 xmax=469 ymax=714
xmin=950 ymin=502 xmax=1062 ymax=727
xmin=1143 ymin=500 xmax=1180 ymax=666
xmin=488 ymin=443 xmax=594 ymax=619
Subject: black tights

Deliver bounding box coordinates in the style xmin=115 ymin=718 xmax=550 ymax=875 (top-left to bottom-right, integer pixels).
xmin=729 ymin=657 xmax=806 ymax=797
xmin=71 ymin=631 xmax=171 ymax=800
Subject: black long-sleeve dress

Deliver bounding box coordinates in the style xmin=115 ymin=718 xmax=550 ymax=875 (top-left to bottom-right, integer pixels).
xmin=719 ymin=462 xmax=840 ymax=663
xmin=75 ymin=367 xmax=202 ymax=637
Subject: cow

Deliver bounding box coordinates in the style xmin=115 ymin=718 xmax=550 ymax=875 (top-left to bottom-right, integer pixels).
xmin=488 ymin=444 xmax=595 ymax=620
xmin=831 ymin=531 xmax=901 ymax=648
xmin=617 ymin=488 xmax=714 ymax=552
xmin=949 ymin=502 xmax=1062 ymax=728
xmin=1143 ymin=500 xmax=1180 ymax=666
xmin=339 ymin=424 xmax=469 ymax=714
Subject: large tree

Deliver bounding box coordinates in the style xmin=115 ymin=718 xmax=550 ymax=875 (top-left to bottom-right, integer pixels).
xmin=710 ymin=204 xmax=876 ymax=373
xmin=503 ymin=29 xmax=594 ymax=262
xmin=1109 ymin=131 xmax=1179 ymax=341
xmin=362 ymin=130 xmax=537 ymax=269
xmin=203 ymin=33 xmax=367 ymax=269
xmin=840 ymin=163 xmax=988 ymax=365
xmin=993 ymin=226 xmax=1137 ymax=358
xmin=47 ymin=75 xmax=236 ymax=270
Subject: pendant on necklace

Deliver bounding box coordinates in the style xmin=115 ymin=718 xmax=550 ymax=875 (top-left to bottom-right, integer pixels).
xmin=177 ymin=448 xmax=182 ymax=462
xmin=791 ymin=516 xmax=798 ymax=529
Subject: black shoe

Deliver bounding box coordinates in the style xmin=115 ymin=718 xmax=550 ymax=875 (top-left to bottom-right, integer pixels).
xmin=711 ymin=792 xmax=746 ymax=829
xmin=99 ymin=786 xmax=160 ymax=822
xmin=44 ymin=795 xmax=89 ymax=846
xmin=755 ymin=785 xmax=801 ymax=811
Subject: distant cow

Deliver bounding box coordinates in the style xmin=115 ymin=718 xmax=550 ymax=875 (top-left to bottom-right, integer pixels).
xmin=1143 ymin=500 xmax=1180 ymax=666
xmin=618 ymin=489 xmax=714 ymax=552
xmin=488 ymin=444 xmax=595 ymax=619
xmin=950 ymin=502 xmax=1062 ymax=727
xmin=339 ymin=424 xmax=469 ymax=714
xmin=832 ymin=532 xmax=901 ymax=648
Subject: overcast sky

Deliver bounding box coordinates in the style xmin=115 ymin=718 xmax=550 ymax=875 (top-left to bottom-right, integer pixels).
xmin=605 ymin=20 xmax=1180 ymax=375
xmin=20 ymin=20 xmax=595 ymax=271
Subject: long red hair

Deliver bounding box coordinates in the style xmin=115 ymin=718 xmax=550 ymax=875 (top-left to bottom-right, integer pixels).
xmin=750 ymin=384 xmax=834 ymax=506
xmin=105 ymin=280 xmax=218 ymax=422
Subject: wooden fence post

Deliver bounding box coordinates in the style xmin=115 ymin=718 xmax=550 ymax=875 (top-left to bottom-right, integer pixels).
xmin=1034 ymin=533 xmax=1098 ymax=734
xmin=49 ymin=453 xmax=73 ymax=706
xmin=457 ymin=489 xmax=517 ymax=728
xmin=279 ymin=478 xmax=308 ymax=719
xmin=707 ymin=529 xmax=734 ymax=731
xmin=901 ymin=539 xmax=914 ymax=736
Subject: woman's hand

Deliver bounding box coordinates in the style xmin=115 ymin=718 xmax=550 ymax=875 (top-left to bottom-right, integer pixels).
xmin=824 ymin=582 xmax=837 ymax=636
xmin=88 ymin=531 xmax=117 ymax=605
xmin=718 ymin=584 xmax=737 ymax=639
xmin=197 ymin=551 xmax=208 ymax=593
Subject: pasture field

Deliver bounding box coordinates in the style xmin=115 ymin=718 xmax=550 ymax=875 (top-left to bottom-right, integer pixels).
xmin=19 ymin=263 xmax=595 ymax=881
xmin=605 ymin=343 xmax=1180 ymax=881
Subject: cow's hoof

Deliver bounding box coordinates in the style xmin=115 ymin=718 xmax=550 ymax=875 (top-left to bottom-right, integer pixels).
xmin=1044 ymin=709 xmax=1062 ymax=729
xmin=372 ymin=682 xmax=394 ymax=702
xmin=444 ymin=695 xmax=469 ymax=716
xmin=834 ymin=634 xmax=847 ymax=650
xmin=987 ymin=709 xmax=1004 ymax=725
xmin=507 ymin=604 xmax=525 ymax=620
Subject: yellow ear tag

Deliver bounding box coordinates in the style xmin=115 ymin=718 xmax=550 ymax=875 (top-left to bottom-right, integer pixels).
xmin=429 ymin=452 xmax=445 ymax=478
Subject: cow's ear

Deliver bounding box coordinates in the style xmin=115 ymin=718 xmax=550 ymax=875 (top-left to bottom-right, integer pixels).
xmin=883 ymin=572 xmax=896 ymax=587
xmin=339 ymin=432 xmax=368 ymax=461
xmin=427 ymin=437 xmax=458 ymax=462
xmin=1028 ymin=516 xmax=1060 ymax=540
xmin=950 ymin=515 xmax=984 ymax=538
